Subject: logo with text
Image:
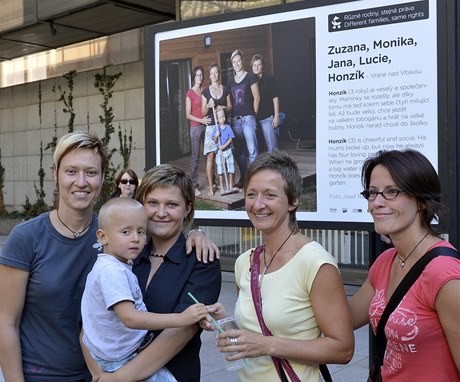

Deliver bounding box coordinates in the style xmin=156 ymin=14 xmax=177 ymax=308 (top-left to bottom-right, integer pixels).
xmin=331 ymin=16 xmax=341 ymax=29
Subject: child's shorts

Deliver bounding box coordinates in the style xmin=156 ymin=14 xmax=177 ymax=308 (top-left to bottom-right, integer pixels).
xmin=215 ymin=149 xmax=235 ymax=174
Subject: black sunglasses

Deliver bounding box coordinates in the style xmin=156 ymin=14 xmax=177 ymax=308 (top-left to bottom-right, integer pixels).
xmin=120 ymin=179 xmax=136 ymax=185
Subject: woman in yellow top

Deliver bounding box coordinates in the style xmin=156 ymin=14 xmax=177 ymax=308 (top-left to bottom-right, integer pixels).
xmin=204 ymin=151 xmax=354 ymax=381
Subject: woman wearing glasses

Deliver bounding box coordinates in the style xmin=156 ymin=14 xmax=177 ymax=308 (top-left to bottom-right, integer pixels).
xmin=110 ymin=169 xmax=139 ymax=199
xmin=186 ymin=66 xmax=211 ymax=196
xmin=349 ymin=149 xmax=460 ymax=381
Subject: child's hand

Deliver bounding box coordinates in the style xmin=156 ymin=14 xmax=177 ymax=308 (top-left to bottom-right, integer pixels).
xmin=182 ymin=303 xmax=208 ymax=325
xmin=215 ymin=130 xmax=220 ymax=138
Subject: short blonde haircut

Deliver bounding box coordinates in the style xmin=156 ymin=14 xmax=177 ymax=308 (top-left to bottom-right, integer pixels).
xmin=231 ymin=49 xmax=244 ymax=61
xmin=54 ymin=131 xmax=108 ymax=174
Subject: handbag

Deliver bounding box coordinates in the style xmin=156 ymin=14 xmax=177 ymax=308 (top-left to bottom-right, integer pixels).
xmin=250 ymin=245 xmax=333 ymax=382
xmin=367 ymin=246 xmax=460 ymax=382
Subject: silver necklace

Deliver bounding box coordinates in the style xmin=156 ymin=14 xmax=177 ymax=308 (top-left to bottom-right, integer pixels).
xmin=259 ymin=229 xmax=295 ymax=287
xmin=397 ymin=232 xmax=429 ymax=268
xmin=235 ymin=71 xmax=245 ymax=80
xmin=56 ymin=210 xmax=92 ymax=239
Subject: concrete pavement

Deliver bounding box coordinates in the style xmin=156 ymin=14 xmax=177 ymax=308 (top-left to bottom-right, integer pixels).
xmin=0 ymin=235 xmax=370 ymax=381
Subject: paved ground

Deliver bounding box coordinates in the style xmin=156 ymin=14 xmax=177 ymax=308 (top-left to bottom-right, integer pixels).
xmin=0 ymin=235 xmax=370 ymax=381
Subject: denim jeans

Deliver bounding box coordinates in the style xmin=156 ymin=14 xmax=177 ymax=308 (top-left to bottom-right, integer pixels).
xmin=232 ymin=115 xmax=258 ymax=183
xmin=259 ymin=116 xmax=279 ymax=152
xmin=189 ymin=125 xmax=204 ymax=188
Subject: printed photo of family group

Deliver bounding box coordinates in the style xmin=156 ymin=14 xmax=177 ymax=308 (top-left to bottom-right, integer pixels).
xmin=148 ymin=13 xmax=318 ymax=212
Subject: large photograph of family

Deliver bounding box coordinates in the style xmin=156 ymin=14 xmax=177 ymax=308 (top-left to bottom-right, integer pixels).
xmin=155 ymin=17 xmax=317 ymax=212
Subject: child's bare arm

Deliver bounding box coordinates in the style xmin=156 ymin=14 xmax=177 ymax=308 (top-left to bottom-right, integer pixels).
xmin=113 ymin=301 xmax=208 ymax=330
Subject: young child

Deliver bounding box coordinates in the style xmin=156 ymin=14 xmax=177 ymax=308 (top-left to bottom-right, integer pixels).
xmin=81 ymin=198 xmax=208 ymax=381
xmin=212 ymin=106 xmax=236 ymax=194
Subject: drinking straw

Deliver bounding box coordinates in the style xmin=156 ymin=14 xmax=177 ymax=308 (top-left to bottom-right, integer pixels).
xmin=187 ymin=291 xmax=224 ymax=333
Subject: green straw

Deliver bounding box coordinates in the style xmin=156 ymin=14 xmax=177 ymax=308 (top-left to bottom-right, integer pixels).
xmin=187 ymin=291 xmax=224 ymax=333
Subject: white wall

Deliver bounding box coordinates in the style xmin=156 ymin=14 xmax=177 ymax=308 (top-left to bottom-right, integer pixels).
xmin=0 ymin=60 xmax=146 ymax=211
xmin=0 ymin=26 xmax=148 ymax=212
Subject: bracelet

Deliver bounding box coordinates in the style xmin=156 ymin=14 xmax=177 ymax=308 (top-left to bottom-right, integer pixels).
xmin=187 ymin=228 xmax=206 ymax=238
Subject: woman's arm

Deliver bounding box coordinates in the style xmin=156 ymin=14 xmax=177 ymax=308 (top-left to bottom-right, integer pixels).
xmin=219 ymin=264 xmax=354 ymax=365
xmin=225 ymin=93 xmax=232 ymax=114
xmin=348 ymin=278 xmax=374 ymax=329
xmin=80 ymin=329 xmax=102 ymax=379
xmin=96 ymin=326 xmax=197 ymax=382
xmin=251 ymin=82 xmax=260 ymax=115
xmin=0 ymin=265 xmax=29 ymax=382
xmin=272 ymin=96 xmax=281 ymax=128
xmin=201 ymin=94 xmax=210 ymax=116
xmin=436 ymin=278 xmax=460 ymax=371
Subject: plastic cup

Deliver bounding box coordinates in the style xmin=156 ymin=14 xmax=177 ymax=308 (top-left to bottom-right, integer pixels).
xmin=212 ymin=316 xmax=245 ymax=371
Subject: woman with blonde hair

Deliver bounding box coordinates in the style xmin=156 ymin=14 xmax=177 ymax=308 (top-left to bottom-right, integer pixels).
xmin=228 ymin=49 xmax=260 ymax=188
xmin=202 ymin=62 xmax=232 ymax=195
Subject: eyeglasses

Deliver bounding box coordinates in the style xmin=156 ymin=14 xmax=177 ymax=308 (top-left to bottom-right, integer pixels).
xmin=120 ymin=179 xmax=136 ymax=185
xmin=360 ymin=188 xmax=404 ymax=201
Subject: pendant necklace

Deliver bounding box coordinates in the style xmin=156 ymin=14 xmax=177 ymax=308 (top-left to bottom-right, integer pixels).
xmin=396 ymin=232 xmax=429 ymax=268
xmin=56 ymin=210 xmax=92 ymax=239
xmin=235 ymin=71 xmax=245 ymax=81
xmin=259 ymin=229 xmax=295 ymax=287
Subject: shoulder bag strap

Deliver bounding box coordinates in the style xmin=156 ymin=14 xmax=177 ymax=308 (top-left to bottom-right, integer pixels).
xmin=250 ymin=246 xmax=333 ymax=382
xmin=374 ymin=246 xmax=460 ymax=365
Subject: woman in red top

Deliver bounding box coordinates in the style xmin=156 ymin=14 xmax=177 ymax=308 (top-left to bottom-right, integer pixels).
xmin=185 ymin=66 xmax=210 ymax=196
xmin=350 ymin=149 xmax=460 ymax=381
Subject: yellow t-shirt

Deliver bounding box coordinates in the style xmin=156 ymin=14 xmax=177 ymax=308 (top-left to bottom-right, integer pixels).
xmin=234 ymin=241 xmax=337 ymax=382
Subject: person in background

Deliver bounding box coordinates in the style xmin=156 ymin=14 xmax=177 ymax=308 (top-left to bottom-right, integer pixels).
xmin=228 ymin=49 xmax=260 ymax=189
xmin=186 ymin=66 xmax=211 ymax=197
xmin=349 ymin=149 xmax=460 ymax=381
xmin=0 ymin=131 xmax=219 ymax=382
xmin=251 ymin=53 xmax=284 ymax=152
xmin=212 ymin=107 xmax=236 ymax=194
xmin=81 ymin=197 xmax=208 ymax=382
xmin=203 ymin=151 xmax=354 ymax=381
xmin=96 ymin=164 xmax=222 ymax=382
xmin=202 ymin=63 xmax=232 ymax=196
xmin=110 ymin=168 xmax=139 ymax=199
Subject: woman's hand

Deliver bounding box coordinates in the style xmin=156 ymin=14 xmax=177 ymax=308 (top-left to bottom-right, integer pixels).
xmin=216 ymin=329 xmax=269 ymax=360
xmin=186 ymin=230 xmax=220 ymax=262
xmin=202 ymin=116 xmax=211 ymax=125
xmin=199 ymin=302 xmax=227 ymax=331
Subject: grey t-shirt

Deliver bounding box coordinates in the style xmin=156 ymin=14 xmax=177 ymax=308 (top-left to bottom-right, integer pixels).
xmin=81 ymin=253 xmax=147 ymax=361
xmin=0 ymin=212 xmax=101 ymax=381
